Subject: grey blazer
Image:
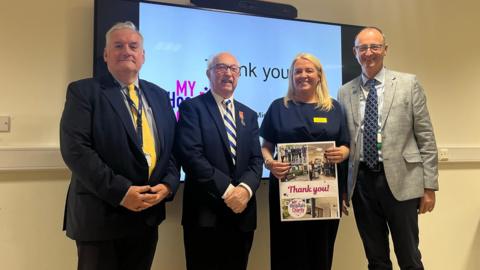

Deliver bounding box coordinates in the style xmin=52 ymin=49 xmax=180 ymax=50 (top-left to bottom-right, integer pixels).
xmin=338 ymin=69 xmax=439 ymax=202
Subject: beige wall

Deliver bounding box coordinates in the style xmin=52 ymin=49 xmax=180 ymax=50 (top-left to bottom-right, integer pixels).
xmin=0 ymin=0 xmax=479 ymax=269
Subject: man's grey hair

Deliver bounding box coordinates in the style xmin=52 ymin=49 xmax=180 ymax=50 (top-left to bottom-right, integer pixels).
xmin=105 ymin=21 xmax=144 ymax=47
xmin=206 ymin=52 xmax=239 ymax=71
xmin=206 ymin=54 xmax=219 ymax=70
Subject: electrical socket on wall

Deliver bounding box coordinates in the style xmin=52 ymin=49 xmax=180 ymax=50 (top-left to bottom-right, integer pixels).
xmin=0 ymin=116 xmax=10 ymax=132
xmin=439 ymin=148 xmax=449 ymax=161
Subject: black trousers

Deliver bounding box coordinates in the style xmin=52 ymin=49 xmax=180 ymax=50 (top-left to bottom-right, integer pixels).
xmin=352 ymin=163 xmax=423 ymax=270
xmin=75 ymin=227 xmax=158 ymax=270
xmin=183 ymin=226 xmax=254 ymax=270
xmin=268 ymin=177 xmax=340 ymax=270
xmin=269 ymin=218 xmax=339 ymax=270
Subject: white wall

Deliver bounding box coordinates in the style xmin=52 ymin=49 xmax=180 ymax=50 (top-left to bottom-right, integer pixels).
xmin=1 ymin=0 xmax=479 ymax=269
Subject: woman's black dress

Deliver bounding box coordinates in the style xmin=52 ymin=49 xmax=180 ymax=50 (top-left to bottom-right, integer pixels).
xmin=260 ymin=98 xmax=349 ymax=270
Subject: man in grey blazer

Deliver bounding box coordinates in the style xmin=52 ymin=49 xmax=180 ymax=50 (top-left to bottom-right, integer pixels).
xmin=338 ymin=27 xmax=438 ymax=269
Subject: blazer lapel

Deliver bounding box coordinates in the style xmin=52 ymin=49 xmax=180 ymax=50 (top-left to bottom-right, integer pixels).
xmin=101 ymin=76 xmax=141 ymax=152
xmin=381 ymin=70 xmax=397 ymax=129
xmin=350 ymin=77 xmax=362 ymax=128
xmin=140 ymin=80 xmax=164 ymax=156
xmin=234 ymin=101 xmax=245 ymax=165
xmin=204 ymin=92 xmax=231 ymax=155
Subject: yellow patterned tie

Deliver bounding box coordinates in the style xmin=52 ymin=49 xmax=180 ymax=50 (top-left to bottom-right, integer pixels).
xmin=128 ymin=84 xmax=156 ymax=177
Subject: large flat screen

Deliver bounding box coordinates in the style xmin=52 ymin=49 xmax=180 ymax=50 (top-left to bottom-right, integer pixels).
xmin=94 ymin=0 xmax=362 ymax=178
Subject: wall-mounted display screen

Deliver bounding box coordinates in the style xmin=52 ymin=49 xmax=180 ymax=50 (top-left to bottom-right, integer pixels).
xmin=94 ymin=0 xmax=363 ymax=178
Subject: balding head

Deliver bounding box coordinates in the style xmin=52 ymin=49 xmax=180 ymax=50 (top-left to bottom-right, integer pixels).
xmin=206 ymin=52 xmax=240 ymax=99
xmin=353 ymin=27 xmax=388 ymax=79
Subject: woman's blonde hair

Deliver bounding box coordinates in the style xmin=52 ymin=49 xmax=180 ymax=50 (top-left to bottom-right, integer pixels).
xmin=283 ymin=53 xmax=333 ymax=111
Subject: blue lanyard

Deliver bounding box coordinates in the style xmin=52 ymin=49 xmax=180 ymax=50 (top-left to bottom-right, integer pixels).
xmin=124 ymin=87 xmax=144 ymax=148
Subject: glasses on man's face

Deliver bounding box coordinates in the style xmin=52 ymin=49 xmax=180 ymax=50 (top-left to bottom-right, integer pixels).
xmin=212 ymin=63 xmax=240 ymax=75
xmin=354 ymin=44 xmax=384 ymax=53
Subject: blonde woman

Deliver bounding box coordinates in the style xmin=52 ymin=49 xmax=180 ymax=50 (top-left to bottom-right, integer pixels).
xmin=260 ymin=53 xmax=349 ymax=270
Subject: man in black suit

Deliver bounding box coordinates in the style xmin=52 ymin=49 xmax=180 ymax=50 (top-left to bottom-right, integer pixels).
xmin=60 ymin=21 xmax=179 ymax=270
xmin=176 ymin=52 xmax=263 ymax=270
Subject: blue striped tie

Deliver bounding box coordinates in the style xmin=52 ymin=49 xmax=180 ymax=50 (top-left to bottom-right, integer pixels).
xmin=363 ymin=79 xmax=379 ymax=169
xmin=223 ymin=99 xmax=237 ymax=164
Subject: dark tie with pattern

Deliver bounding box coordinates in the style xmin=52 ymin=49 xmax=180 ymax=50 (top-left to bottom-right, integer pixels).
xmin=223 ymin=99 xmax=237 ymax=164
xmin=363 ymin=79 xmax=378 ymax=169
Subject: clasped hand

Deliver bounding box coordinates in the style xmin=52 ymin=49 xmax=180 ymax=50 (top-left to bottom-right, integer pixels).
xmin=224 ymin=186 xmax=250 ymax=214
xmin=122 ymin=184 xmax=170 ymax=212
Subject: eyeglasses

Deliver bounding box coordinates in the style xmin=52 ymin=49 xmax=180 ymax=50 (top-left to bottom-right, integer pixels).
xmin=211 ymin=63 xmax=240 ymax=75
xmin=354 ymin=44 xmax=384 ymax=53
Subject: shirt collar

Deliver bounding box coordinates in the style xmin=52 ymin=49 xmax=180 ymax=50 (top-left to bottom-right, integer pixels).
xmin=361 ymin=67 xmax=386 ymax=87
xmin=211 ymin=90 xmax=234 ymax=106
xmin=112 ymin=75 xmax=139 ymax=90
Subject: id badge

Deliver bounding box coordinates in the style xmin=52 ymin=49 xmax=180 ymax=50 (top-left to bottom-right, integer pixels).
xmin=376 ymin=131 xmax=382 ymax=150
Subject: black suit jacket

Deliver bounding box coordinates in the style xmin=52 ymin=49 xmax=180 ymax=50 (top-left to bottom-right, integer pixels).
xmin=176 ymin=91 xmax=263 ymax=232
xmin=60 ymin=74 xmax=179 ymax=241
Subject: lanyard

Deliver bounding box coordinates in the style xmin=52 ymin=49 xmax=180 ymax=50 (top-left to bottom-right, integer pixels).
xmin=124 ymin=87 xmax=144 ymax=148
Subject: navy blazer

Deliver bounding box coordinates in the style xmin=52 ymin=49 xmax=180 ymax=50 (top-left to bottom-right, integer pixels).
xmin=60 ymin=74 xmax=179 ymax=241
xmin=176 ymin=91 xmax=263 ymax=232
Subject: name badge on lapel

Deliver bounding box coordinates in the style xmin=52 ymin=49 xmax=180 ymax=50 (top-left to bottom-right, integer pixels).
xmin=313 ymin=117 xmax=327 ymax=123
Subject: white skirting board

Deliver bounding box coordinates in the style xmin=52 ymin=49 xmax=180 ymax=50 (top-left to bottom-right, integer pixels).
xmin=0 ymin=146 xmax=479 ymax=171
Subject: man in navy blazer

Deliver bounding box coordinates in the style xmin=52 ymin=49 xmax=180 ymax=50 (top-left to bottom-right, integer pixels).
xmin=176 ymin=52 xmax=263 ymax=270
xmin=60 ymin=22 xmax=179 ymax=270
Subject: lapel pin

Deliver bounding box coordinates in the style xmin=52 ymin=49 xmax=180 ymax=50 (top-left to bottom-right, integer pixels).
xmin=239 ymin=111 xmax=246 ymax=126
